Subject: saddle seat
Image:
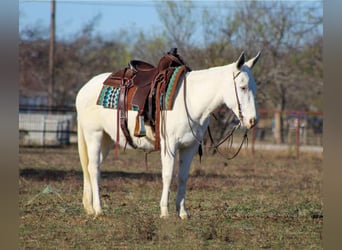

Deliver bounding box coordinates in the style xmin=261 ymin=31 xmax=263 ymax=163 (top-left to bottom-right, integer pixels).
xmin=129 ymin=60 xmax=158 ymax=87
xmin=106 ymin=61 xmax=157 ymax=88
xmin=129 ymin=60 xmax=155 ymax=71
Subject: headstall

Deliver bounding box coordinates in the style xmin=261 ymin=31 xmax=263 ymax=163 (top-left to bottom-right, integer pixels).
xmin=183 ymin=70 xmax=249 ymax=161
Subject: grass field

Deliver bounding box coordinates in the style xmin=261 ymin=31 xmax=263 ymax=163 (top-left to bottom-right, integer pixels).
xmin=19 ymin=146 xmax=322 ymax=249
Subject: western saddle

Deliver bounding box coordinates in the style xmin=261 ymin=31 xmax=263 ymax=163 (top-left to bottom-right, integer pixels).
xmin=100 ymin=48 xmax=190 ymax=150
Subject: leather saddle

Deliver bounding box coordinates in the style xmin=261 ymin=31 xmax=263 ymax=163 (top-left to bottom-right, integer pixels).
xmin=101 ymin=48 xmax=190 ymax=150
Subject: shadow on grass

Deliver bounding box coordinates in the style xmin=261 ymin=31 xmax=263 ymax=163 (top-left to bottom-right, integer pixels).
xmin=19 ymin=167 xmax=270 ymax=186
xmin=19 ymin=168 xmax=162 ymax=182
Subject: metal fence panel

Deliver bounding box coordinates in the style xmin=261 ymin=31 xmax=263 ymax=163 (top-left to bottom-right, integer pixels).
xmin=19 ymin=113 xmax=73 ymax=146
xmin=18 ymin=106 xmax=323 ymax=156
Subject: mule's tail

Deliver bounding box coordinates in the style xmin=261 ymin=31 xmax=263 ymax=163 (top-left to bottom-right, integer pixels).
xmin=77 ymin=121 xmax=88 ymax=172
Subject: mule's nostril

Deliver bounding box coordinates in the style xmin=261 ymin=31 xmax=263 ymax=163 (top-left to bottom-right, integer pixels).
xmin=249 ymin=118 xmax=256 ymax=127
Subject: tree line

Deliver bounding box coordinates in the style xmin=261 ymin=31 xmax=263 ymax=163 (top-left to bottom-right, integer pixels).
xmin=19 ymin=1 xmax=322 ymax=143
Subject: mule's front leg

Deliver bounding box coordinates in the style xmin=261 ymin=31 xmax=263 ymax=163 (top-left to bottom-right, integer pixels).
xmin=160 ymin=147 xmax=176 ymax=218
xmin=176 ymin=145 xmax=198 ymax=219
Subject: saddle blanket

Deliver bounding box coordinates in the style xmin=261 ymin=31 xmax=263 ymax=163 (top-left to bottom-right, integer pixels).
xmin=96 ymin=66 xmax=185 ymax=111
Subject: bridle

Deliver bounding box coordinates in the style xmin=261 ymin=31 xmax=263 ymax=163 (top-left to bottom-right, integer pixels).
xmin=183 ymin=70 xmax=249 ymax=160
xmin=233 ymin=71 xmax=244 ymax=123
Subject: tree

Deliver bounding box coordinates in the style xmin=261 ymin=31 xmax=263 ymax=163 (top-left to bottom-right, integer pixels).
xmin=219 ymin=1 xmax=323 ymax=143
xmin=19 ymin=18 xmax=131 ymax=106
xmin=19 ymin=25 xmax=50 ymax=98
xmin=156 ymin=0 xmax=197 ymax=58
xmin=131 ymin=32 xmax=168 ymax=65
xmin=19 ymin=0 xmax=322 ymax=141
xmin=150 ymin=1 xmax=322 ymax=145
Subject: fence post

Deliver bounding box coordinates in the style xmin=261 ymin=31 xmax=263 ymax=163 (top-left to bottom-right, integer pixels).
xmin=274 ymin=108 xmax=282 ymax=144
xmin=251 ymin=126 xmax=256 ymax=156
xmin=295 ymin=112 xmax=300 ymax=158
xmin=42 ymin=115 xmax=46 ymax=146
xmin=66 ymin=120 xmax=70 ymax=145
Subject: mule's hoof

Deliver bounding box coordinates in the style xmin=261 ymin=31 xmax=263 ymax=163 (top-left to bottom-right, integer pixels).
xmin=178 ymin=208 xmax=189 ymax=220
xmin=179 ymin=213 xmax=189 ymax=220
xmin=93 ymin=212 xmax=105 ymax=220
xmin=160 ymin=211 xmax=170 ymax=219
xmin=160 ymin=207 xmax=169 ymax=219
xmin=94 ymin=210 xmax=103 ymax=217
xmin=84 ymin=207 xmax=95 ymax=215
xmin=88 ymin=211 xmax=104 ymax=220
xmin=160 ymin=214 xmax=170 ymax=219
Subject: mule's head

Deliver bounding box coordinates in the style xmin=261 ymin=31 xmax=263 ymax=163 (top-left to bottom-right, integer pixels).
xmin=223 ymin=51 xmax=261 ymax=129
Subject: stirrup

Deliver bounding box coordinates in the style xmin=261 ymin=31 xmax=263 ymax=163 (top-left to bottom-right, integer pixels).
xmin=134 ymin=115 xmax=146 ymax=137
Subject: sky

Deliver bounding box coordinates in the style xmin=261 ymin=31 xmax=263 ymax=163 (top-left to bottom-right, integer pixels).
xmin=19 ymin=1 xmax=164 ymax=39
xmin=19 ymin=0 xmax=322 ymax=44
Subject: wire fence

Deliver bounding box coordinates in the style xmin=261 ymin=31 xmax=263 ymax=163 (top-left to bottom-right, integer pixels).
xmin=19 ymin=105 xmax=77 ymax=146
xmin=249 ymin=109 xmax=323 ymax=157
xmin=19 ymin=105 xmax=323 ymax=156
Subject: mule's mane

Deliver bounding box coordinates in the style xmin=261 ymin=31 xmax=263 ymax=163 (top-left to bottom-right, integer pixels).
xmin=185 ymin=64 xmax=235 ymax=88
xmin=187 ymin=64 xmax=235 ymax=80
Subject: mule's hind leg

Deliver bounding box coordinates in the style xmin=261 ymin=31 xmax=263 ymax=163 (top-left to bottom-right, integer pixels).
xmin=78 ymin=123 xmax=95 ymax=215
xmin=83 ymin=129 xmax=105 ymax=216
xmin=82 ymin=131 xmax=113 ymax=216
xmin=82 ymin=173 xmax=95 ymax=215
xmin=176 ymin=145 xmax=198 ymax=219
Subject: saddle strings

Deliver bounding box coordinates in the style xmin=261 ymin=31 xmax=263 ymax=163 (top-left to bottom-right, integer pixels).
xmin=183 ymin=71 xmax=248 ymax=160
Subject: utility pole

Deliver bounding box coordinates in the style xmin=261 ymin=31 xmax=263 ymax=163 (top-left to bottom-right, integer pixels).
xmin=48 ymin=0 xmax=56 ymax=108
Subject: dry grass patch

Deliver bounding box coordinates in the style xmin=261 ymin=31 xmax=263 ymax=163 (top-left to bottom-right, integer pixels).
xmin=19 ymin=146 xmax=322 ymax=249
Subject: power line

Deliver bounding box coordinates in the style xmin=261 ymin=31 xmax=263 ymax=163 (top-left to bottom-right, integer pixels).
xmin=19 ymin=0 xmax=247 ymax=9
xmin=20 ymin=0 xmax=322 ymax=9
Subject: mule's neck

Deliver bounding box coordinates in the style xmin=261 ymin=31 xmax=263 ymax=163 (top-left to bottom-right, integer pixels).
xmin=184 ymin=64 xmax=232 ymax=124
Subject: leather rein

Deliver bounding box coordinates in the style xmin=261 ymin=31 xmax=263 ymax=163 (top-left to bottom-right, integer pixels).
xmin=183 ymin=70 xmax=249 ymax=160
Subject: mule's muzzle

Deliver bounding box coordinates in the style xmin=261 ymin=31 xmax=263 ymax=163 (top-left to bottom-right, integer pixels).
xmin=240 ymin=117 xmax=257 ymax=129
xmin=249 ymin=117 xmax=257 ymax=129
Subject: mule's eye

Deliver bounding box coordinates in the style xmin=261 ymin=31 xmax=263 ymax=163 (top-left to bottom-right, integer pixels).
xmin=241 ymin=86 xmax=248 ymax=91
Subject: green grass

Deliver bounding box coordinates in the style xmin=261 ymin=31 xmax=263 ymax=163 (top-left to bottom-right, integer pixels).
xmin=19 ymin=146 xmax=322 ymax=249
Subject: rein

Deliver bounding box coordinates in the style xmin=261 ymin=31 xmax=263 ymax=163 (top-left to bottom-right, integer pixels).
xmin=183 ymin=70 xmax=248 ymax=160
xmin=207 ymin=124 xmax=249 ymax=160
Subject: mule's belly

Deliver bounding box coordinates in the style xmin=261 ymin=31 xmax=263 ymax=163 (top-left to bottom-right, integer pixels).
xmin=99 ymin=108 xmax=155 ymax=151
xmin=162 ymin=110 xmax=210 ymax=149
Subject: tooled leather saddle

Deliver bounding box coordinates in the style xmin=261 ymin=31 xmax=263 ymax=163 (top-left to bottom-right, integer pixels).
xmin=97 ymin=48 xmax=190 ymax=150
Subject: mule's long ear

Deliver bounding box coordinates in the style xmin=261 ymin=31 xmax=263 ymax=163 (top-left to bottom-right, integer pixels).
xmin=236 ymin=51 xmax=245 ymax=70
xmin=245 ymin=51 xmax=261 ymax=69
